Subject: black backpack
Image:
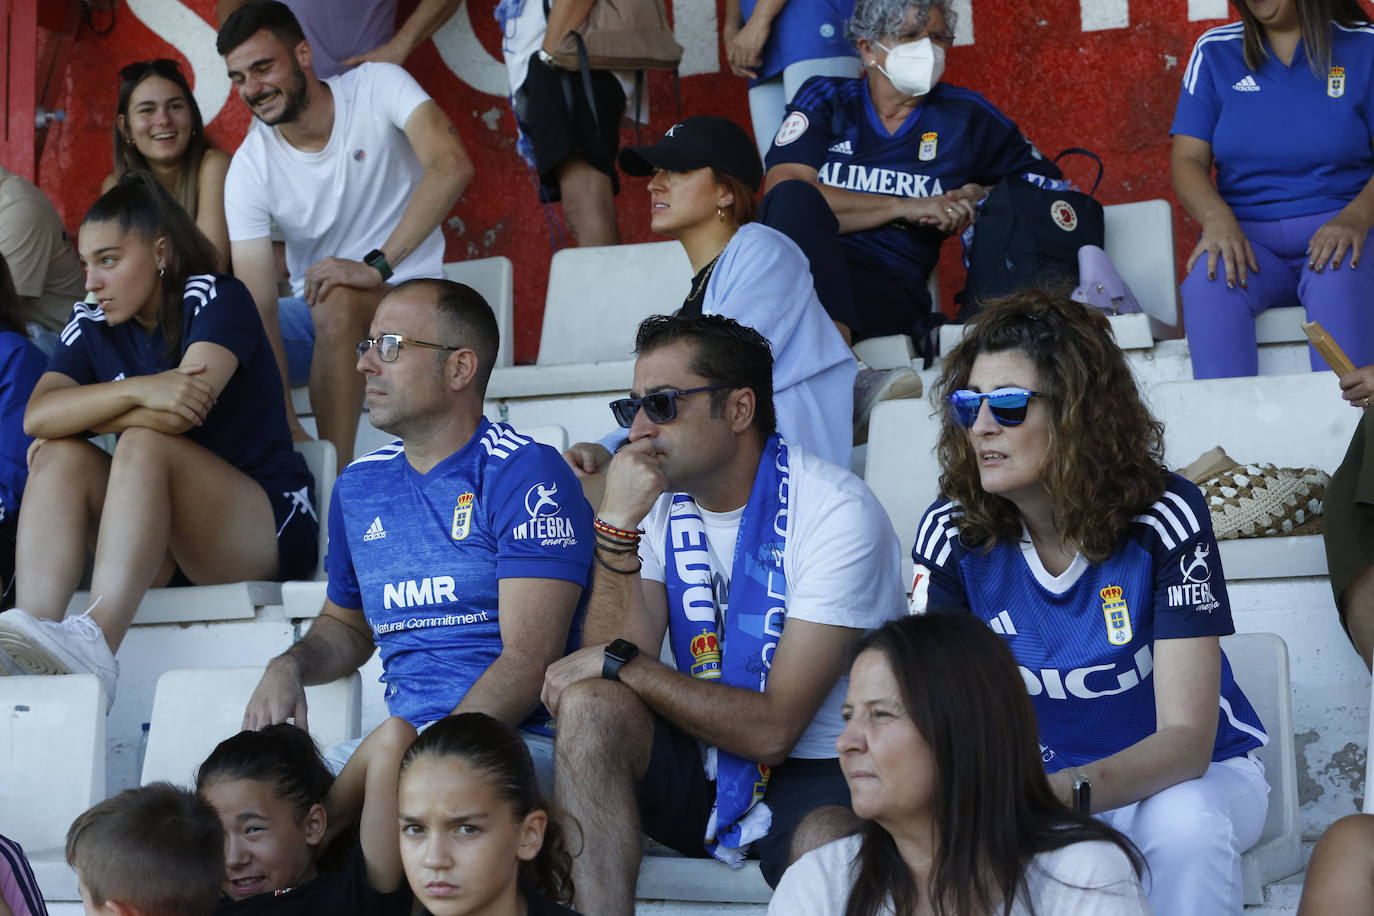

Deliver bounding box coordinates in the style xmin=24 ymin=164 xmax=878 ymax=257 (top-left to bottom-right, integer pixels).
xmin=958 ymin=148 xmax=1105 ymax=320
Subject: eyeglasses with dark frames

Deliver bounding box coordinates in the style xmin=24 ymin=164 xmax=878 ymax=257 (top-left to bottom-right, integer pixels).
xmin=356 ymin=334 xmax=461 ymax=363
xmin=947 ymin=387 xmax=1045 ymax=428
xmin=609 ymin=384 xmax=731 ymax=428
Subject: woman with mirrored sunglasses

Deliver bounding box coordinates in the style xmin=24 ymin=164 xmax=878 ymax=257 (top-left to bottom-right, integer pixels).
xmin=909 ymin=289 xmax=1269 ymax=916
xmin=103 ymin=58 xmax=231 ymax=269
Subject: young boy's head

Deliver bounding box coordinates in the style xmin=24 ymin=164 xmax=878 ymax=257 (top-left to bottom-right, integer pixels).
xmin=66 ymin=782 xmax=223 ymax=916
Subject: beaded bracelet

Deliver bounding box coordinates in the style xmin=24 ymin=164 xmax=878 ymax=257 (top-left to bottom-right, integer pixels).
xmin=594 ymin=517 xmax=643 ymax=541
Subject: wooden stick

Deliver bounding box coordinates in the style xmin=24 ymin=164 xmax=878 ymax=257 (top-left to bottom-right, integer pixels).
xmin=1303 ymin=320 xmax=1357 ymax=376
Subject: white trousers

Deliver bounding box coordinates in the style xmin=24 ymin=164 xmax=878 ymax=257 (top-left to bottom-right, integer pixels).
xmin=1099 ymin=755 xmax=1269 ymax=916
xmin=747 ymin=55 xmax=863 ymax=160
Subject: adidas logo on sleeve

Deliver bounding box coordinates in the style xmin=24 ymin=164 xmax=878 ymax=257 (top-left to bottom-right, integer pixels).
xmin=1231 ymin=75 xmax=1261 ymax=92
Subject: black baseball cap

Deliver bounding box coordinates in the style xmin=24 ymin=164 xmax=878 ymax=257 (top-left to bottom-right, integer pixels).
xmin=618 ymin=115 xmax=763 ymax=190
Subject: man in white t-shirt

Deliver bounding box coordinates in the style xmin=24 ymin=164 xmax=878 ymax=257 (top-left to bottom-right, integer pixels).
xmin=218 ymin=0 xmax=473 ymax=471
xmin=541 ymin=313 xmax=906 ymax=916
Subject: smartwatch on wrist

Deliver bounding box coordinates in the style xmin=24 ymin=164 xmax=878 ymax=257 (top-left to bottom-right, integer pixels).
xmin=363 ymin=248 xmax=393 ymax=282
xmin=603 ymin=639 xmax=640 ymax=681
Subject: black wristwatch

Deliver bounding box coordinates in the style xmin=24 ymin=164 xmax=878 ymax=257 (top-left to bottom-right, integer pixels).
xmin=603 ymin=639 xmax=640 ymax=681
xmin=363 ymin=248 xmax=393 ymax=282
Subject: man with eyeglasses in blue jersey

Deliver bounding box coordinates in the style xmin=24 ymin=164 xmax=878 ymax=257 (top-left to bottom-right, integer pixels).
xmin=539 ymin=313 xmax=906 ymax=916
xmin=243 ymin=278 xmax=592 ymax=788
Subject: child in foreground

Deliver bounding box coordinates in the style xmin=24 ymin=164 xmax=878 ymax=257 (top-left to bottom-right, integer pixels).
xmin=65 ymin=781 xmax=222 ymax=916
xmin=398 ymin=713 xmax=581 ymax=916
xmin=196 ymin=718 xmax=415 ymax=914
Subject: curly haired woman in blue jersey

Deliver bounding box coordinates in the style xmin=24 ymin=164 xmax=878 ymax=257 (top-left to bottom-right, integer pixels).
xmin=909 ymin=289 xmax=1269 ymax=915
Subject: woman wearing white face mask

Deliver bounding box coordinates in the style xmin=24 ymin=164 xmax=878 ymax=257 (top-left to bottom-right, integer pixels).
xmin=762 ymin=0 xmax=1061 ymax=352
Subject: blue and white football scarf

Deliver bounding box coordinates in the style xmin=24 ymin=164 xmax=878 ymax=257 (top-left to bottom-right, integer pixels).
xmin=663 ymin=434 xmax=790 ymax=865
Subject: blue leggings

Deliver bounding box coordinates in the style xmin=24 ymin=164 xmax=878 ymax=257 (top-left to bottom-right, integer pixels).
xmin=1183 ymin=209 xmax=1374 ymax=378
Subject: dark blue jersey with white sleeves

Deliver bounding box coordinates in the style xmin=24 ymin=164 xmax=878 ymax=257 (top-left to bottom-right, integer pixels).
xmin=766 ymin=77 xmax=1060 ymax=278
xmin=910 ymin=474 xmax=1266 ymax=772
xmin=1172 ymin=21 xmax=1374 ymax=220
xmin=326 ymin=419 xmax=593 ymax=732
xmin=46 ymin=274 xmax=311 ymax=490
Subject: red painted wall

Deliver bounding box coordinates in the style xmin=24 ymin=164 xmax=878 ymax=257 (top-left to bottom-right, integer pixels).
xmin=26 ymin=1 xmax=1349 ymax=362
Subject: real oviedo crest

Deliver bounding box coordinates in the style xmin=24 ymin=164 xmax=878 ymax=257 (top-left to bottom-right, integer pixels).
xmin=918 ymin=131 xmax=938 ymax=161
xmin=1329 ymin=66 xmax=1346 ymax=98
xmin=1100 ymin=585 xmax=1133 ymax=646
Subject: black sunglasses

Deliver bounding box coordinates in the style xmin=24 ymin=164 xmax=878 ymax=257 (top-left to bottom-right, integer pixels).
xmin=609 ymin=384 xmax=731 ymax=428
xmin=119 ymin=58 xmax=184 ymax=84
xmin=947 ymin=387 xmax=1045 ymax=428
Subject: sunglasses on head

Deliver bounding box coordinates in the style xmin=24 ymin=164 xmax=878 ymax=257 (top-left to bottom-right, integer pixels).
xmin=356 ymin=334 xmax=460 ymax=362
xmin=609 ymin=384 xmax=730 ymax=428
xmin=119 ymin=58 xmax=183 ymax=84
xmin=947 ymin=388 xmax=1044 ymax=428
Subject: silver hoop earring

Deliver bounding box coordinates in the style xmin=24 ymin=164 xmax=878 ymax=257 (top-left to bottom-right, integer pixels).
xmin=158 ymin=267 xmax=165 ymax=278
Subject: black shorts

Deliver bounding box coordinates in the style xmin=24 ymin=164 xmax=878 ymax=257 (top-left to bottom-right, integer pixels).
xmin=514 ymin=56 xmax=625 ymax=202
xmin=636 ymin=717 xmax=852 ymax=887
xmin=164 ymin=475 xmax=318 ymax=587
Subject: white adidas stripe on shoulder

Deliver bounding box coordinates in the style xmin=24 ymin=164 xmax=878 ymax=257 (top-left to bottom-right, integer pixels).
xmin=914 ymin=501 xmax=959 ymax=568
xmin=1131 ymin=488 xmax=1203 ymax=552
xmin=349 ymin=441 xmax=405 ymax=466
xmin=59 ymin=303 xmax=107 ymax=347
xmin=480 ymin=424 xmax=532 ymax=459
xmin=185 ymin=274 xmax=218 ymax=317
xmin=1184 ymin=22 xmax=1244 ymax=96
xmin=1334 ymin=22 xmax=1374 ymax=36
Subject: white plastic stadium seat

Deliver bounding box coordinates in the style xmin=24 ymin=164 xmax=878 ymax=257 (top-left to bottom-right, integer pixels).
xmin=636 ymin=848 xmax=772 ymax=904
xmin=65 ymin=440 xmax=337 ymax=624
xmin=140 ymin=667 xmax=362 ymax=787
xmin=1102 ymin=199 xmax=1180 ymax=338
xmin=1220 ymin=632 xmax=1303 ymax=903
xmin=538 ymin=241 xmax=692 ymax=365
xmin=1150 ymin=372 xmax=1359 ymax=580
xmin=443 ymin=256 xmax=515 ymax=368
xmin=0 ymin=674 xmax=105 ymax=853
xmin=864 ymin=398 xmax=943 ymax=592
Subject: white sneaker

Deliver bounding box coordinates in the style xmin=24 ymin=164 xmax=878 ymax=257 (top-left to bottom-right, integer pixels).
xmin=0 ymin=609 xmax=119 ymax=711
xmin=0 ymin=644 xmax=22 ymax=676
xmin=854 ymin=366 xmax=924 ymax=444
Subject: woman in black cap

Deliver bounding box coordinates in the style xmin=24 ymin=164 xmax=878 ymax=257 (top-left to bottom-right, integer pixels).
xmin=565 ymin=114 xmax=857 ymax=471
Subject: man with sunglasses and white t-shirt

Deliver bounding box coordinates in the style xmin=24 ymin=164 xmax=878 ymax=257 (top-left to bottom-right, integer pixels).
xmin=243 ymin=278 xmax=592 ymax=785
xmin=540 ymin=313 xmax=906 ymax=916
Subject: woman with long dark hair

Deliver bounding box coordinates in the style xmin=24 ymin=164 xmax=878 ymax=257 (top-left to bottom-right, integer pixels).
xmin=0 ymin=254 xmax=46 ymax=611
xmin=769 ymin=612 xmax=1148 ymax=915
xmin=103 ymin=58 xmax=231 ymax=267
xmin=909 ymin=289 xmax=1268 ymax=915
xmin=1173 ymin=0 xmax=1374 ymax=377
xmin=0 ymin=171 xmax=317 ymax=709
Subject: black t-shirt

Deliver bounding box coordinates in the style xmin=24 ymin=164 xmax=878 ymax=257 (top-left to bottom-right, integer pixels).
xmin=527 ymin=894 xmax=581 ymax=916
xmin=420 ymin=893 xmax=580 ymax=915
xmin=216 ymin=844 xmax=412 ymax=916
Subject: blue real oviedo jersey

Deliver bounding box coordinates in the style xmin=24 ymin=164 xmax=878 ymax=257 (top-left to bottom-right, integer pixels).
xmin=910 ymin=474 xmax=1266 ymax=771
